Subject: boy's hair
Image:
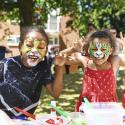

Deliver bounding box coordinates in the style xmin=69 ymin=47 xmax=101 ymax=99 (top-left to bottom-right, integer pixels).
xmin=19 ymin=26 xmax=49 ymax=48
xmin=83 ymin=30 xmax=115 ymax=56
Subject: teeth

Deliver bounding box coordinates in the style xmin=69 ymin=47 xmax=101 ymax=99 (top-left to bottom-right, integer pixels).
xmin=31 ymin=58 xmax=36 ymax=61
xmin=28 ymin=55 xmax=38 ymax=59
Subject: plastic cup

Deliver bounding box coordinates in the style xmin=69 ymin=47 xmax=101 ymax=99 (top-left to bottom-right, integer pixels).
xmin=84 ymin=102 xmax=124 ymax=125
xmin=67 ymin=112 xmax=87 ymax=125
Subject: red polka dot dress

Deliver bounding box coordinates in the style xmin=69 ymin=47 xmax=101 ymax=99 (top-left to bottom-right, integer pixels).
xmin=75 ymin=66 xmax=118 ymax=111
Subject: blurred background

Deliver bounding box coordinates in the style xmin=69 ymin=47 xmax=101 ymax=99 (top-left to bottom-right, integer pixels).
xmin=0 ymin=0 xmax=125 ymax=114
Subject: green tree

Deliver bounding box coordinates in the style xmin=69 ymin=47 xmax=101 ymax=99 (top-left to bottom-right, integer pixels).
xmin=0 ymin=0 xmax=47 ymax=26
xmin=47 ymin=0 xmax=125 ymax=35
xmin=1 ymin=0 xmax=125 ymax=34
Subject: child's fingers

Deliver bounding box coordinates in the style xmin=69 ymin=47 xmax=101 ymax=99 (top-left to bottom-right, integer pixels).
xmin=81 ymin=36 xmax=85 ymax=41
xmin=75 ymin=36 xmax=85 ymax=43
xmin=57 ymin=52 xmax=67 ymax=58
xmin=78 ymin=36 xmax=85 ymax=44
xmin=67 ymin=56 xmax=75 ymax=61
xmin=120 ymin=32 xmax=124 ymax=40
xmin=54 ymin=51 xmax=59 ymax=56
xmin=74 ymin=42 xmax=83 ymax=52
xmin=120 ymin=32 xmax=125 ymax=45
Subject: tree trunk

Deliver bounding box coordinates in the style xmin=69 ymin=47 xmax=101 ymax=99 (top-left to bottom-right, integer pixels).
xmin=18 ymin=0 xmax=33 ymax=26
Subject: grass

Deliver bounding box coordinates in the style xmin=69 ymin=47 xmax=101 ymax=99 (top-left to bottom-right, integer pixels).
xmin=35 ymin=69 xmax=125 ymax=115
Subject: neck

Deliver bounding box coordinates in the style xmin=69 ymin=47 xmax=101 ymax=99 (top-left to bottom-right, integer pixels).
xmin=94 ymin=61 xmax=111 ymax=70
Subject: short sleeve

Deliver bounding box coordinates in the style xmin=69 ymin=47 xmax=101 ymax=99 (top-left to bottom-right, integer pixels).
xmin=0 ymin=61 xmax=4 ymax=82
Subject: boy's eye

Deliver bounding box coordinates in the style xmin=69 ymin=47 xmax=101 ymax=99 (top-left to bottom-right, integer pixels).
xmin=26 ymin=44 xmax=33 ymax=48
xmin=25 ymin=40 xmax=33 ymax=48
xmin=38 ymin=44 xmax=46 ymax=49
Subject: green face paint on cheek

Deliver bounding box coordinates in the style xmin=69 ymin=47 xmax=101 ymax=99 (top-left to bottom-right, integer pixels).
xmin=21 ymin=43 xmax=31 ymax=57
xmin=88 ymin=42 xmax=96 ymax=57
xmin=101 ymin=43 xmax=111 ymax=56
xmin=33 ymin=40 xmax=47 ymax=58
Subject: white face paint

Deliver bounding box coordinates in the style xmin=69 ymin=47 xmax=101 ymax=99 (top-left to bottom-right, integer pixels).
xmin=21 ymin=31 xmax=48 ymax=68
xmin=26 ymin=51 xmax=42 ymax=67
xmin=93 ymin=42 xmax=104 ymax=59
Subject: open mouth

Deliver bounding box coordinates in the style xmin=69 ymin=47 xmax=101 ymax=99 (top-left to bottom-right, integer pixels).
xmin=94 ymin=56 xmax=106 ymax=63
xmin=27 ymin=55 xmax=39 ymax=61
xmin=94 ymin=56 xmax=104 ymax=60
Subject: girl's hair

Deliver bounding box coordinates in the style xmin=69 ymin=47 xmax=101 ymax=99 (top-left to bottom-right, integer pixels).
xmin=83 ymin=30 xmax=115 ymax=56
xmin=19 ymin=26 xmax=49 ymax=48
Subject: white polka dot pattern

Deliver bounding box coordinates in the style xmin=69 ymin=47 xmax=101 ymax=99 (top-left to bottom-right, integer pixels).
xmin=82 ymin=67 xmax=117 ymax=102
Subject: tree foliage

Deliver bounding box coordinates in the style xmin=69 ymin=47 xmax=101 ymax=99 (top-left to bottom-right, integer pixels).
xmin=0 ymin=0 xmax=125 ymax=34
xmin=0 ymin=0 xmax=19 ymax=22
xmin=47 ymin=0 xmax=125 ymax=35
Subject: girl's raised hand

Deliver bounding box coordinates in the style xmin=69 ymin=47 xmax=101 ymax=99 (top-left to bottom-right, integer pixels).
xmin=73 ymin=36 xmax=85 ymax=52
xmin=120 ymin=32 xmax=125 ymax=45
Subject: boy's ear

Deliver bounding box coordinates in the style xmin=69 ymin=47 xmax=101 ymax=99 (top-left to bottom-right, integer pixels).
xmin=18 ymin=42 xmax=23 ymax=54
xmin=18 ymin=42 xmax=22 ymax=50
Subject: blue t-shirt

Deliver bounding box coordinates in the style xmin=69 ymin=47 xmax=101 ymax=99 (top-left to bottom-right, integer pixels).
xmin=0 ymin=46 xmax=6 ymax=60
xmin=0 ymin=55 xmax=54 ymax=117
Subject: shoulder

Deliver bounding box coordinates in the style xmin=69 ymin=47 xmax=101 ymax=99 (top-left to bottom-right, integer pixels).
xmin=111 ymin=55 xmax=120 ymax=62
xmin=0 ymin=56 xmax=21 ymax=65
xmin=111 ymin=55 xmax=120 ymax=73
xmin=0 ymin=46 xmax=6 ymax=50
xmin=37 ymin=56 xmax=53 ymax=69
xmin=111 ymin=54 xmax=120 ymax=59
xmin=43 ymin=56 xmax=53 ymax=66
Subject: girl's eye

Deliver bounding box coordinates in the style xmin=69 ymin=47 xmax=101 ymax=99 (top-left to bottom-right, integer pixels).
xmin=101 ymin=48 xmax=106 ymax=51
xmin=92 ymin=48 xmax=97 ymax=51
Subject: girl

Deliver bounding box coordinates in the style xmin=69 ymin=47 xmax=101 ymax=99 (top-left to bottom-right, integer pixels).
xmin=60 ymin=30 xmax=125 ymax=111
xmin=0 ymin=26 xmax=65 ymax=117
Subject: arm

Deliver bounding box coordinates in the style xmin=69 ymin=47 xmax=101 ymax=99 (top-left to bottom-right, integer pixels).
xmin=46 ymin=65 xmax=64 ymax=98
xmin=65 ymin=52 xmax=86 ymax=66
xmin=111 ymin=54 xmax=125 ymax=71
xmin=119 ymin=56 xmax=125 ymax=67
xmin=45 ymin=52 xmax=85 ymax=97
xmin=45 ymin=55 xmax=65 ymax=98
xmin=119 ymin=32 xmax=125 ymax=67
xmin=0 ymin=62 xmax=4 ymax=81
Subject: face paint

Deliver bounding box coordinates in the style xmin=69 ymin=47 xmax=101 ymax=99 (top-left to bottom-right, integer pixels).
xmin=88 ymin=41 xmax=111 ymax=59
xmin=20 ymin=37 xmax=47 ymax=67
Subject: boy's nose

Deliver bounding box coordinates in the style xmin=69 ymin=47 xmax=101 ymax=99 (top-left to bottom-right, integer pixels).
xmin=32 ymin=47 xmax=38 ymax=52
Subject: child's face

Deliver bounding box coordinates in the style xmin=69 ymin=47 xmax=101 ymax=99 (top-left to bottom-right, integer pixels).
xmin=20 ymin=31 xmax=47 ymax=67
xmin=88 ymin=38 xmax=112 ymax=65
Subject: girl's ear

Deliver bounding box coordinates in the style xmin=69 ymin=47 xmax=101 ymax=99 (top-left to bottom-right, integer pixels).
xmin=109 ymin=48 xmax=113 ymax=55
xmin=88 ymin=49 xmax=90 ymax=55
